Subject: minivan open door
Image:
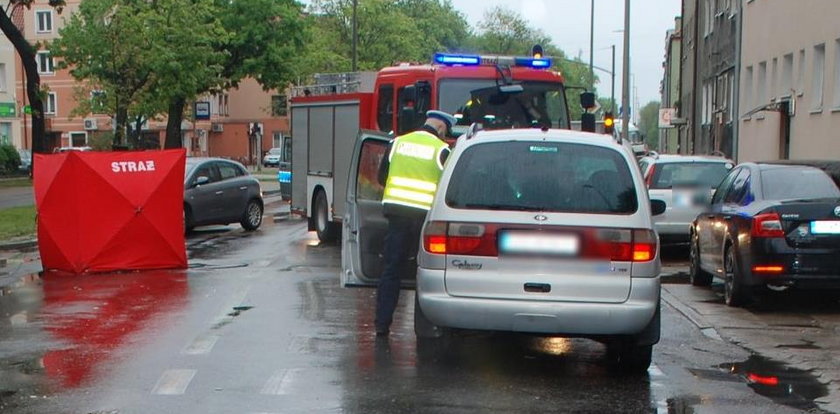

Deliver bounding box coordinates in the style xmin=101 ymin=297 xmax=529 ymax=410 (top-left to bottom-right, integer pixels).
xmin=342 ymin=130 xmax=417 ymax=287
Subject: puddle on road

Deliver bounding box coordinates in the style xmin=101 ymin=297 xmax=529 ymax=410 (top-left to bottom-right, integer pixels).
xmin=0 ymin=270 xmax=189 ymax=396
xmin=721 ymin=354 xmax=828 ymax=411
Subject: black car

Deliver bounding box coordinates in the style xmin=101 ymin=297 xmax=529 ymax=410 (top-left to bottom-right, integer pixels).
xmin=689 ymin=161 xmax=840 ymax=307
xmin=184 ymin=158 xmax=264 ymax=232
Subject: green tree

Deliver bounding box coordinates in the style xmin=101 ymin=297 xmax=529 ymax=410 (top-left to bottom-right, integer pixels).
xmin=638 ymin=101 xmax=661 ymax=148
xmin=303 ymin=0 xmax=471 ymax=75
xmin=469 ymin=7 xmax=595 ymax=122
xmin=163 ymin=0 xmax=306 ymax=148
xmin=0 ymin=0 xmax=66 ymax=160
xmin=52 ymin=0 xmax=177 ymax=147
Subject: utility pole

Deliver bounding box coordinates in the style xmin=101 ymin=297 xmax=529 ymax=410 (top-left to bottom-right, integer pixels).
xmin=621 ymin=0 xmax=631 ymax=143
xmin=352 ymin=0 xmax=358 ymax=72
xmin=611 ymin=45 xmax=616 ymax=112
xmin=589 ymin=0 xmax=595 ymax=90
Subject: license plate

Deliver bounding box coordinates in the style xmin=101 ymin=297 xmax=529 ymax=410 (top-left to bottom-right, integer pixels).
xmin=499 ymin=231 xmax=579 ymax=256
xmin=810 ymin=221 xmax=840 ymax=234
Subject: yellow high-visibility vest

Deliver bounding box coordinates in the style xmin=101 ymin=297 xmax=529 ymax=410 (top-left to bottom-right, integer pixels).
xmin=382 ymin=131 xmax=448 ymax=211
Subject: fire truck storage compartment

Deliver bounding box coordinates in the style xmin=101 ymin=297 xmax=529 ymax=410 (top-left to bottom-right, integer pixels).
xmin=291 ymin=99 xmax=362 ymax=221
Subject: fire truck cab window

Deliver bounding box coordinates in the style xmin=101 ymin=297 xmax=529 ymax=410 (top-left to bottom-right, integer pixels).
xmin=377 ymin=84 xmax=394 ymax=132
xmin=439 ymin=79 xmax=570 ymax=133
xmin=397 ymin=82 xmax=431 ymax=135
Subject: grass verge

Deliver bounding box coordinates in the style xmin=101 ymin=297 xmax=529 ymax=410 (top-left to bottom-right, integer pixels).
xmin=0 ymin=205 xmax=36 ymax=241
xmin=0 ymin=177 xmax=33 ymax=188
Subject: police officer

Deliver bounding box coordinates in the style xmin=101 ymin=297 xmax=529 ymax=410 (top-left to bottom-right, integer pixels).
xmin=375 ymin=110 xmax=456 ymax=336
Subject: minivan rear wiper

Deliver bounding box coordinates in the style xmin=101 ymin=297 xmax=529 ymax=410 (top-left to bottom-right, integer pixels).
xmin=462 ymin=203 xmax=543 ymax=211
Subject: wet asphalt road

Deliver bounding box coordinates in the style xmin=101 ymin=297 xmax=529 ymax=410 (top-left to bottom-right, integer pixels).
xmin=0 ymin=212 xmax=825 ymax=413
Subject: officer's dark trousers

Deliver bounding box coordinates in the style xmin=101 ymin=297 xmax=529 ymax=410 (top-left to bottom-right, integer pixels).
xmin=375 ymin=214 xmax=423 ymax=332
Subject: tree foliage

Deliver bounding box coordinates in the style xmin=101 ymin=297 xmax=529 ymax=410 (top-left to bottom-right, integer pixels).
xmin=51 ymin=0 xmax=306 ymax=149
xmin=638 ymin=101 xmax=661 ymax=148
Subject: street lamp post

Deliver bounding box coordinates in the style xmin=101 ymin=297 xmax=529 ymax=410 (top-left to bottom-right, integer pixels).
xmin=611 ymin=45 xmax=616 ymax=113
xmin=589 ymin=0 xmax=595 ymax=90
xmin=621 ymin=0 xmax=631 ymax=143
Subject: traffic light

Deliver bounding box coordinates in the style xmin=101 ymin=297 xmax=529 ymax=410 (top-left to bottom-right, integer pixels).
xmin=532 ymin=44 xmax=544 ymax=58
xmin=603 ymin=112 xmax=615 ymax=135
xmin=581 ymin=113 xmax=596 ymax=133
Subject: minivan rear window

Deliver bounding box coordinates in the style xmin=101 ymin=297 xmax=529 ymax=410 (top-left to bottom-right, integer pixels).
xmin=445 ymin=142 xmax=638 ymax=214
xmin=649 ymin=162 xmax=731 ymax=189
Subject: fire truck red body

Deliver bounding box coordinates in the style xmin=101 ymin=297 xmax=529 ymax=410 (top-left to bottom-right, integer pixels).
xmin=290 ymin=53 xmax=570 ymax=241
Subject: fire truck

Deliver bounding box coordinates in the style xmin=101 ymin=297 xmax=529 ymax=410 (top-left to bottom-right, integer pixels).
xmin=289 ymin=52 xmax=572 ymax=242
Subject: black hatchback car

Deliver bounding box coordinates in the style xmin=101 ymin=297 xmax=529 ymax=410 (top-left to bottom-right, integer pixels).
xmin=689 ymin=161 xmax=840 ymax=306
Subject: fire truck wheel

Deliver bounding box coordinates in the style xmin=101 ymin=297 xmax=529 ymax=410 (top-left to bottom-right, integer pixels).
xmin=315 ymin=190 xmax=338 ymax=242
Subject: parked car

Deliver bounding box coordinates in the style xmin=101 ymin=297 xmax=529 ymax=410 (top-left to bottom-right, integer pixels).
xmin=54 ymin=146 xmax=93 ymax=153
xmin=17 ymin=148 xmax=31 ymax=173
xmin=639 ymin=154 xmax=735 ymax=243
xmin=262 ymin=147 xmax=283 ymax=167
xmin=689 ymin=161 xmax=840 ymax=307
xmin=183 ymin=157 xmax=263 ymax=232
xmin=343 ymin=128 xmax=666 ymax=373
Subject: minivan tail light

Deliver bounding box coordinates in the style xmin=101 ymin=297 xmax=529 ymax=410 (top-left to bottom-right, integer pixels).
xmin=422 ymin=221 xmax=498 ymax=256
xmin=585 ymin=228 xmax=657 ymax=262
xmin=752 ymin=213 xmax=784 ymax=238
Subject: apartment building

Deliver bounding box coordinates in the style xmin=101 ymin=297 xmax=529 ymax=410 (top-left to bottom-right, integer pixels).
xmin=16 ymin=0 xmax=288 ymax=163
xmin=680 ymin=0 xmax=741 ymax=158
xmin=660 ymin=18 xmax=682 ymax=153
xmin=738 ymin=0 xmax=840 ymax=161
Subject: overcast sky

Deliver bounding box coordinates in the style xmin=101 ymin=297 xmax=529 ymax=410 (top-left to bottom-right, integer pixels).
xmin=450 ymin=0 xmax=682 ymax=111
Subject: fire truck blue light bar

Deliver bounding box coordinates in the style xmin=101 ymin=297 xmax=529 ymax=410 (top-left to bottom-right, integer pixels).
xmin=515 ymin=57 xmax=552 ymax=69
xmin=434 ymin=53 xmax=481 ymax=66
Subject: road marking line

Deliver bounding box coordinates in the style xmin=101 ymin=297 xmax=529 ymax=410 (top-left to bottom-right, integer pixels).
xmin=152 ymin=369 xmax=196 ymax=395
xmin=260 ymin=368 xmax=301 ymax=395
xmin=286 ymin=335 xmax=313 ymax=353
xmin=182 ymin=334 xmax=220 ymax=355
xmin=212 ymin=286 xmax=252 ymax=323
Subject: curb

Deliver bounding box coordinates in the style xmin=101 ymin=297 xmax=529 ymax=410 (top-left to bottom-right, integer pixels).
xmin=659 ymin=272 xmax=724 ymax=341
xmin=0 ymin=238 xmax=38 ymax=251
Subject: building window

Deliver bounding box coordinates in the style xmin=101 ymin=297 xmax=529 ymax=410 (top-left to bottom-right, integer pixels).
xmin=45 ymin=92 xmax=57 ymax=115
xmin=770 ymin=58 xmax=778 ymax=100
xmin=37 ymin=51 xmax=54 ymax=74
xmin=744 ymin=66 xmax=753 ymax=115
xmin=812 ymin=43 xmax=825 ymax=110
xmin=0 ymin=122 xmax=10 ymax=145
xmin=703 ymin=0 xmax=712 ymax=37
xmin=273 ymin=131 xmax=282 ymax=148
xmin=271 ymin=95 xmax=287 ymax=117
xmin=0 ymin=64 xmax=6 ymax=92
xmin=833 ymin=39 xmax=840 ymax=109
xmin=797 ymin=49 xmax=806 ymax=95
xmin=728 ymin=73 xmax=735 ymax=119
xmin=757 ymin=61 xmax=767 ymax=107
xmin=70 ymin=132 xmax=87 ymax=147
xmin=35 ymin=10 xmax=52 ymax=33
xmin=702 ymin=83 xmax=709 ymax=124
xmin=782 ymin=53 xmax=793 ymax=96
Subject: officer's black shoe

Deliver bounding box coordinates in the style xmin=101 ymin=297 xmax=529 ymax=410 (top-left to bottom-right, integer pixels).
xmin=375 ymin=327 xmax=390 ymax=336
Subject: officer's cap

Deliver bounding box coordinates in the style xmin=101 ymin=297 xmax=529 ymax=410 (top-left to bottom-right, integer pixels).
xmin=425 ymin=110 xmax=457 ymax=129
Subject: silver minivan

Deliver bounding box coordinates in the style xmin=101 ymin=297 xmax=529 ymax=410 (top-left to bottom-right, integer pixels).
xmin=343 ymin=128 xmax=665 ymax=373
xmin=638 ymin=154 xmax=735 ymax=243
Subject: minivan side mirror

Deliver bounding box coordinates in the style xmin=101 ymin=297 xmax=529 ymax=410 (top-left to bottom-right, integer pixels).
xmin=651 ymin=199 xmax=667 ymax=216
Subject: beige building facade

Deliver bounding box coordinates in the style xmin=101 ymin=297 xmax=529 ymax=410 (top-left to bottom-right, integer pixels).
xmin=738 ymin=0 xmax=840 ymax=162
